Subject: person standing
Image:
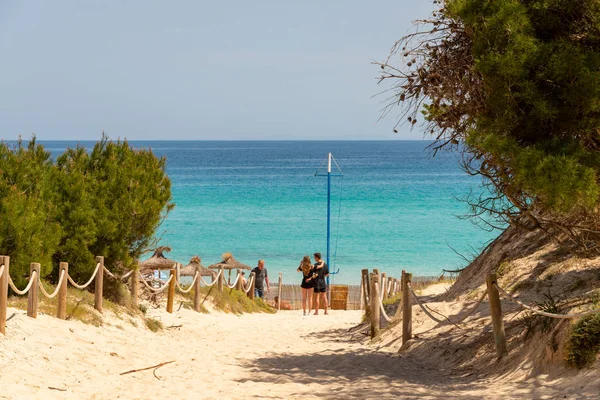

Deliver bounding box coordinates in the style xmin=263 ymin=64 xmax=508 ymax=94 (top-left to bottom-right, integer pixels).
xmin=297 ymin=255 xmax=314 ymax=316
xmin=312 ymin=252 xmax=329 ymax=315
xmin=251 ymin=259 xmax=270 ymax=299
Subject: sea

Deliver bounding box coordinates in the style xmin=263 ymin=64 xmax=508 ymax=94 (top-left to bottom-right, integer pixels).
xmin=38 ymin=140 xmax=499 ymax=285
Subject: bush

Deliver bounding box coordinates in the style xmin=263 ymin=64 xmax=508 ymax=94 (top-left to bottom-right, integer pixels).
xmin=565 ymin=313 xmax=600 ymax=369
xmin=0 ymin=135 xmax=173 ymax=295
xmin=145 ymin=317 xmax=163 ymax=332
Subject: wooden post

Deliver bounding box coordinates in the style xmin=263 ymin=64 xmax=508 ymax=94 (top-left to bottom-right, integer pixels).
xmin=360 ymin=278 xmax=364 ymax=310
xmin=277 ymin=272 xmax=282 ymax=311
xmin=27 ymin=263 xmax=40 ymax=319
xmin=95 ymin=256 xmax=104 ymax=313
xmin=402 ymin=271 xmax=412 ymax=345
xmin=57 ymin=262 xmax=68 ymax=320
xmin=381 ymin=272 xmax=388 ymax=300
xmin=486 ymin=273 xmax=507 ymax=358
xmin=218 ymin=266 xmax=224 ymax=291
xmin=248 ymin=272 xmax=255 ymax=300
xmin=130 ymin=266 xmax=139 ymax=310
xmin=400 ymin=269 xmax=406 ymax=292
xmin=166 ymin=269 xmax=175 ymax=313
xmin=235 ymin=269 xmax=243 ymax=291
xmin=194 ymin=266 xmax=202 ymax=312
xmin=370 ymin=273 xmax=380 ymax=338
xmin=176 ymin=263 xmax=181 ymax=284
xmin=361 ymin=269 xmax=370 ymax=315
xmin=0 ymin=256 xmax=9 ymax=335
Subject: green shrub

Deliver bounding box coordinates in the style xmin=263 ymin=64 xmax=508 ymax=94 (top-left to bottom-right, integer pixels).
xmin=565 ymin=313 xmax=600 ymax=369
xmin=145 ymin=317 xmax=163 ymax=332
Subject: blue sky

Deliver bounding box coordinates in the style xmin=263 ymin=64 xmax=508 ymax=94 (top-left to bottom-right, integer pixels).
xmin=0 ymin=1 xmax=434 ymax=140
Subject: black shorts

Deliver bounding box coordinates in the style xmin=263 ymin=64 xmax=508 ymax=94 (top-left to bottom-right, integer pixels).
xmin=301 ymin=281 xmax=314 ymax=289
xmin=314 ymin=287 xmax=326 ymax=293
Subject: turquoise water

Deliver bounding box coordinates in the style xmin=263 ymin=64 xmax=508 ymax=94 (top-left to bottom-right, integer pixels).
xmin=41 ymin=140 xmax=498 ymax=284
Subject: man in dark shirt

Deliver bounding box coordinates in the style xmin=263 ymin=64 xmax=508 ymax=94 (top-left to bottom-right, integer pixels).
xmin=312 ymin=252 xmax=329 ymax=315
xmin=251 ymin=259 xmax=270 ymax=299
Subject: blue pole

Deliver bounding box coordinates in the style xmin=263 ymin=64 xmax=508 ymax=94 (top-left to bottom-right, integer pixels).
xmin=326 ymin=170 xmax=331 ymax=293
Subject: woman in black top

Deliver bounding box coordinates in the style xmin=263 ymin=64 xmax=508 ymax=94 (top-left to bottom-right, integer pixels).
xmin=297 ymin=255 xmax=314 ymax=316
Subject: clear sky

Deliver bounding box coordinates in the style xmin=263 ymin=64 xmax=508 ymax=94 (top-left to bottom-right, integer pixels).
xmin=0 ymin=1 xmax=434 ymax=140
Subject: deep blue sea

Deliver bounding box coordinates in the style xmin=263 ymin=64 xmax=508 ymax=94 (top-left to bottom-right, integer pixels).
xmin=39 ymin=140 xmax=498 ymax=284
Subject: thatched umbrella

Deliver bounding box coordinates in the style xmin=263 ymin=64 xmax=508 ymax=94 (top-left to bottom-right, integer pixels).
xmin=180 ymin=256 xmax=215 ymax=279
xmin=139 ymin=246 xmax=179 ymax=278
xmin=208 ymin=252 xmax=252 ymax=284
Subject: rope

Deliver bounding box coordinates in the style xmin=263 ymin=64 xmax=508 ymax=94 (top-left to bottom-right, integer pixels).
xmin=39 ymin=270 xmax=66 ymax=299
xmin=408 ymin=283 xmax=488 ymax=325
xmin=374 ymin=282 xmax=393 ymax=323
xmin=198 ymin=269 xmax=223 ymax=287
xmin=0 ymin=264 xmax=4 ymax=279
xmin=408 ymin=284 xmax=444 ymax=323
xmin=176 ymin=272 xmax=199 ymax=294
xmin=242 ymin=275 xmax=255 ymax=293
xmin=7 ymin=270 xmax=38 ymax=295
xmin=494 ymin=283 xmax=600 ymax=319
xmin=138 ymin=272 xmax=173 ymax=293
xmin=103 ymin=266 xmax=134 ymax=281
xmin=67 ymin=263 xmax=100 ymax=289
xmin=223 ymin=272 xmax=241 ymax=289
xmin=121 ymin=270 xmax=134 ymax=280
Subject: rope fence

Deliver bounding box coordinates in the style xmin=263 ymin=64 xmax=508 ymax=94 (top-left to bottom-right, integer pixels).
xmin=0 ymin=254 xmax=275 ymax=335
xmin=493 ymin=282 xmax=600 ymax=319
xmin=362 ymin=269 xmax=600 ymax=359
xmin=176 ymin=272 xmax=199 ymax=294
xmin=38 ymin=270 xmax=66 ymax=299
xmin=68 ymin=263 xmax=101 ymax=290
xmin=8 ymin=270 xmax=38 ymax=296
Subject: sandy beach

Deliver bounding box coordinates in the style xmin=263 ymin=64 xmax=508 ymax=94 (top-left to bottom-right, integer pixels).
xmin=1 ymin=286 xmax=598 ymax=400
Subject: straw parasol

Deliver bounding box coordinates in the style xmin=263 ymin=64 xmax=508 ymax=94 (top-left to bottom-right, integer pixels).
xmin=180 ymin=256 xmax=215 ymax=278
xmin=139 ymin=246 xmax=179 ymax=275
xmin=208 ymin=252 xmax=252 ymax=284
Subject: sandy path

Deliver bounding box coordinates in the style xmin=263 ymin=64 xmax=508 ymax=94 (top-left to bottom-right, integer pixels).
xmin=0 ymin=305 xmax=595 ymax=399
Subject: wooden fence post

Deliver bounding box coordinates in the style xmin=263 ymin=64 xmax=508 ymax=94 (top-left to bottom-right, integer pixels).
xmin=248 ymin=272 xmax=255 ymax=300
xmin=57 ymin=262 xmax=68 ymax=320
xmin=402 ymin=271 xmax=412 ymax=345
xmin=0 ymin=256 xmax=9 ymax=335
xmin=381 ymin=272 xmax=388 ymax=300
xmin=166 ymin=269 xmax=175 ymax=313
xmin=486 ymin=273 xmax=507 ymax=358
xmin=130 ymin=265 xmax=139 ymax=310
xmin=370 ymin=273 xmax=380 ymax=338
xmin=194 ymin=266 xmax=202 ymax=312
xmin=235 ymin=269 xmax=243 ymax=291
xmin=361 ymin=269 xmax=370 ymax=315
xmin=277 ymin=272 xmax=282 ymax=311
xmin=360 ymin=277 xmax=364 ymax=310
xmin=27 ymin=263 xmax=40 ymax=319
xmin=401 ymin=269 xmax=406 ymax=292
xmin=95 ymin=256 xmax=104 ymax=313
xmin=218 ymin=266 xmax=224 ymax=292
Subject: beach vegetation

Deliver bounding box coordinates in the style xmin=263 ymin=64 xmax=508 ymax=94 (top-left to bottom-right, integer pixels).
xmin=144 ymin=317 xmax=163 ymax=332
xmin=188 ymin=287 xmax=276 ymax=314
xmin=565 ymin=313 xmax=600 ymax=368
xmin=0 ymin=134 xmax=173 ymax=297
xmin=382 ymin=292 xmax=402 ymax=306
xmin=377 ymin=0 xmax=600 ymax=252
